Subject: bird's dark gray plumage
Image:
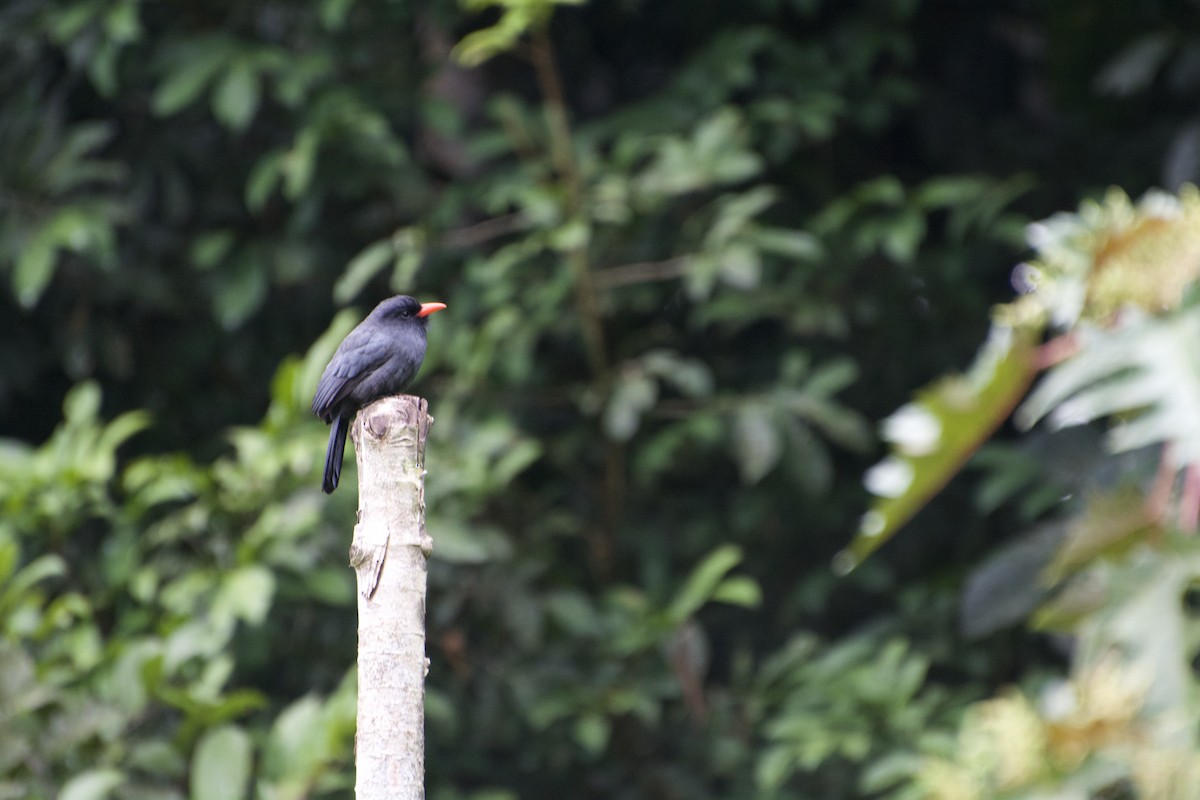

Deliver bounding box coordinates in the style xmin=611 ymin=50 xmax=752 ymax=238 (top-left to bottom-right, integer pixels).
xmin=311 ymin=295 xmax=446 ymax=493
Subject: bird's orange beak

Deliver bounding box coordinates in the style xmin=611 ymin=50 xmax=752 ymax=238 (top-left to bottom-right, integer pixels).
xmin=417 ymin=302 xmax=447 ymax=318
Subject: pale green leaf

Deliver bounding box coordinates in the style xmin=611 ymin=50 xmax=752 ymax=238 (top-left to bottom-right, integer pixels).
xmin=60 ymin=769 xmax=124 ymax=800
xmin=711 ymin=575 xmax=762 ymax=608
xmin=263 ymin=695 xmax=325 ymax=778
xmin=732 ymin=406 xmax=781 ymax=484
xmin=756 ymin=746 xmax=796 ymax=792
xmin=214 ymin=566 xmax=275 ymax=626
xmin=13 ymin=234 xmax=56 ymax=308
xmin=191 ymin=725 xmax=252 ymax=800
xmin=573 ymin=714 xmax=610 ymax=755
xmin=97 ymin=411 xmax=151 ymax=455
xmin=282 ymin=128 xmax=319 ymax=199
xmin=668 ymin=544 xmax=743 ymax=622
xmin=191 ymin=231 xmax=236 ymax=271
xmin=1018 ymin=310 xmax=1200 ymax=464
xmin=754 ymin=227 xmax=823 ymax=260
xmin=64 ymin=381 xmax=102 ymax=422
xmin=641 ymin=350 xmax=714 ymax=397
xmin=212 ymin=61 xmax=260 ymax=132
xmin=603 ymin=372 xmax=657 ymax=441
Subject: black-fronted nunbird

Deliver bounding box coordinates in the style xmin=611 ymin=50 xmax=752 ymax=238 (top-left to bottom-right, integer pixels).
xmin=311 ymin=295 xmax=446 ymax=493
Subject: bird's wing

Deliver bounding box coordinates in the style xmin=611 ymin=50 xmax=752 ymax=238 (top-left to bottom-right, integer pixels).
xmin=310 ymin=328 xmax=393 ymax=419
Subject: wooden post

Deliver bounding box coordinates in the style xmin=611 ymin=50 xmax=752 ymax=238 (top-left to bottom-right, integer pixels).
xmin=348 ymin=395 xmax=432 ymax=800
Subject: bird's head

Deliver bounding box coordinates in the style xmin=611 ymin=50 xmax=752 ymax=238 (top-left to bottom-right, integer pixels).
xmin=373 ymin=295 xmax=448 ymax=325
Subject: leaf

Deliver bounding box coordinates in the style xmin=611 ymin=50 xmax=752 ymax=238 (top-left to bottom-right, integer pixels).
xmin=263 ymin=695 xmax=325 ymax=779
xmin=913 ymin=175 xmax=991 ymax=208
xmin=454 ymin=9 xmax=536 ymax=67
xmin=153 ymin=45 xmax=229 ymax=115
xmin=1018 ymin=309 xmax=1200 ymax=464
xmin=0 ymin=555 xmax=67 ymax=609
xmin=838 ymin=317 xmax=1042 ymax=572
xmin=641 ymin=350 xmax=714 ymax=397
xmin=191 ymin=725 xmax=252 ymax=800
xmin=245 ymin=150 xmax=285 ymax=212
xmin=732 ymin=406 xmax=781 ymax=484
xmin=718 ymin=242 xmax=761 ymax=288
xmin=104 ymin=0 xmax=141 ymax=43
xmin=97 ymin=410 xmax=151 ymax=455
xmin=60 ymin=769 xmax=124 ymax=800
xmin=960 ymin=522 xmax=1065 ymax=638
xmin=212 ymin=256 xmax=268 ymax=330
xmin=754 ymin=227 xmax=823 ymax=260
xmin=453 ymin=0 xmax=584 ymax=66
xmin=191 ymin=231 xmax=236 ymax=271
xmin=0 ymin=540 xmax=15 ymax=585
xmin=881 ymin=209 xmax=926 ymax=264
xmin=13 ymin=233 xmax=56 ymax=308
xmin=668 ymin=544 xmax=743 ymax=622
xmin=64 ymin=381 xmax=102 ymax=423
xmin=1094 ymin=33 xmax=1174 ymax=97
xmin=212 ymin=61 xmax=260 ymax=132
xmin=603 ymin=371 xmax=657 ymax=441
xmin=320 ymin=0 xmax=355 ymax=29
xmin=756 ymin=746 xmax=797 ymax=792
xmin=214 ymin=566 xmax=275 ymax=626
xmin=44 ymin=122 xmax=119 ymax=193
xmin=1042 ymin=488 xmax=1159 ymax=584
xmin=573 ymin=714 xmax=610 ymax=755
xmin=711 ymin=575 xmax=762 ymax=608
xmin=281 ymin=128 xmax=320 ymax=199
xmin=14 ymin=206 xmax=117 ymax=307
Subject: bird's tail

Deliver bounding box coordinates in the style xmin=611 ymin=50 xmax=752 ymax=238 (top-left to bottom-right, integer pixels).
xmin=323 ymin=415 xmax=349 ymax=494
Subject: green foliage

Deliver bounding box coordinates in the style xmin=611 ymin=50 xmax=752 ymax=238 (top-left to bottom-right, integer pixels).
xmin=905 ymin=523 xmax=1200 ymax=800
xmin=852 ymin=181 xmax=1200 ymax=795
xmin=2 ymin=0 xmax=1196 ymax=798
xmin=857 ymin=185 xmax=1200 ymax=564
xmin=755 ymin=634 xmax=950 ymax=794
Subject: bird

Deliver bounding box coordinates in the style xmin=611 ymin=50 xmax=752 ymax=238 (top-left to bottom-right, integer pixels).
xmin=311 ymin=295 xmax=446 ymax=493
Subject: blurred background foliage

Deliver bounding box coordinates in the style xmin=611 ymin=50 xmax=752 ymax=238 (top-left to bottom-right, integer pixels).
xmin=3 ymin=0 xmax=1200 ymax=797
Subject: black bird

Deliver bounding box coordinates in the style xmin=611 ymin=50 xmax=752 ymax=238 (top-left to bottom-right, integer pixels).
xmin=311 ymin=295 xmax=447 ymax=493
